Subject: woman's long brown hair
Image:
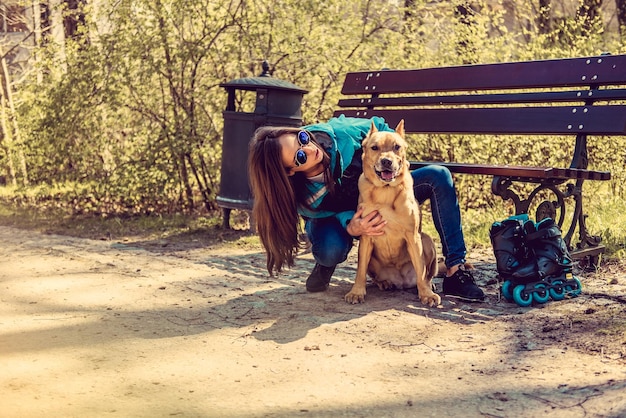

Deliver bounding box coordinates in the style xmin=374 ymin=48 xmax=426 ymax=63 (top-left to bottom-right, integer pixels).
xmin=248 ymin=126 xmax=329 ymax=275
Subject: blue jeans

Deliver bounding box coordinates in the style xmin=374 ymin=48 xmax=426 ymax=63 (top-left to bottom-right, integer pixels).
xmin=305 ymin=165 xmax=467 ymax=270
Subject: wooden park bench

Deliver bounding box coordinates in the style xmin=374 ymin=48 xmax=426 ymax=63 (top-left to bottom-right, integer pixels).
xmin=334 ymin=53 xmax=626 ymax=267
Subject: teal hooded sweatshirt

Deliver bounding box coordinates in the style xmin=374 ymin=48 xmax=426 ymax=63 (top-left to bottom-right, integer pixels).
xmin=297 ymin=114 xmax=393 ymax=229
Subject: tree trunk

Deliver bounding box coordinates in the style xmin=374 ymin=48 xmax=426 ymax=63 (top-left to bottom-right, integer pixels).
xmin=179 ymin=153 xmax=194 ymax=211
xmin=577 ymin=0 xmax=603 ymax=34
xmin=31 ymin=1 xmax=43 ymax=83
xmin=455 ymin=2 xmax=477 ymax=64
xmin=537 ymin=0 xmax=552 ymax=34
xmin=0 ymin=53 xmax=28 ymax=186
xmin=0 ymin=50 xmax=16 ymax=185
xmin=1 ymin=57 xmax=28 ymax=185
xmin=186 ymin=153 xmax=214 ymax=212
xmin=49 ymin=0 xmax=67 ymax=68
xmin=617 ymin=0 xmax=626 ymax=36
xmin=0 ymin=100 xmax=17 ymax=186
xmin=404 ymin=0 xmax=416 ymax=20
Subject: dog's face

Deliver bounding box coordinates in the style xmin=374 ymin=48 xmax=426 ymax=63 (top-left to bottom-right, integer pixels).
xmin=362 ymin=120 xmax=408 ymax=185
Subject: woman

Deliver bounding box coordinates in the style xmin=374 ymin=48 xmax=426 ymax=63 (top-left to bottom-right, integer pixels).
xmin=248 ymin=114 xmax=484 ymax=302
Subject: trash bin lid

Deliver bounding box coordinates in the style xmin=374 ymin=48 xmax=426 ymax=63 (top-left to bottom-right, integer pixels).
xmin=220 ymin=73 xmax=308 ymax=93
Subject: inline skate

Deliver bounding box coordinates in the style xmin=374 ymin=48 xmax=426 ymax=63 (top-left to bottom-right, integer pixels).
xmin=490 ymin=215 xmax=582 ymax=307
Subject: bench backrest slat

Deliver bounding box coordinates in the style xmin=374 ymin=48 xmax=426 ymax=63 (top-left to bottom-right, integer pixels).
xmin=341 ymin=54 xmax=626 ymax=94
xmin=337 ymin=88 xmax=626 ymax=108
xmin=336 ymin=105 xmax=626 ymax=135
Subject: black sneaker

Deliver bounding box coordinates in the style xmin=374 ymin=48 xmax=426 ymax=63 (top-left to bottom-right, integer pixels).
xmin=442 ymin=265 xmax=485 ymax=302
xmin=306 ymin=263 xmax=336 ymax=292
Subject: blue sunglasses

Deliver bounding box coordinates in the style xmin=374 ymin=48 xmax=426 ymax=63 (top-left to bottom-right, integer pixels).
xmin=294 ymin=130 xmax=311 ymax=167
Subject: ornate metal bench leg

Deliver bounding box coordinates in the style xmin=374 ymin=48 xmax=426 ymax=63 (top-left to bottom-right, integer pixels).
xmin=491 ymin=176 xmax=526 ymax=214
xmin=561 ymin=183 xmax=582 ymax=250
xmin=529 ymin=184 xmax=565 ymax=225
xmin=563 ymin=180 xmax=604 ymax=268
xmin=491 ymin=176 xmax=566 ymax=223
xmin=535 ymin=200 xmax=556 ymax=222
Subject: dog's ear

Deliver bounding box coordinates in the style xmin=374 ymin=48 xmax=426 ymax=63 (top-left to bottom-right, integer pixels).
xmin=395 ymin=120 xmax=405 ymax=137
xmin=368 ymin=120 xmax=379 ymax=135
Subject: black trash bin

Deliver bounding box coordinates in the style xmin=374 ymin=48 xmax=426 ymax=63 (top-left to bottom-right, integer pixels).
xmin=217 ymin=63 xmax=308 ymax=229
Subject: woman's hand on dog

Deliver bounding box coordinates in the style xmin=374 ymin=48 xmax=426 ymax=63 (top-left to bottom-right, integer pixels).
xmin=347 ymin=207 xmax=386 ymax=237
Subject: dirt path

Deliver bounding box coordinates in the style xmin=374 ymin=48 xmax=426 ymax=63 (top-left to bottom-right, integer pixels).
xmin=1 ymin=225 xmax=625 ymax=417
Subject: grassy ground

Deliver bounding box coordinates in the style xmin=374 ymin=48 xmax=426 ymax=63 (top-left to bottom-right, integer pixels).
xmin=1 ymin=190 xmax=624 ymax=261
xmin=0 ymin=201 xmax=259 ymax=251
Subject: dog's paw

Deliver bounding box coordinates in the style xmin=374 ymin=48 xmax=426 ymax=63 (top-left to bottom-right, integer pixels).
xmin=344 ymin=287 xmax=366 ymax=304
xmin=374 ymin=280 xmax=394 ymax=291
xmin=419 ymin=291 xmax=442 ymax=307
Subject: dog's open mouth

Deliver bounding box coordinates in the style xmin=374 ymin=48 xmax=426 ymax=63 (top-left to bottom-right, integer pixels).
xmin=376 ymin=169 xmax=398 ymax=182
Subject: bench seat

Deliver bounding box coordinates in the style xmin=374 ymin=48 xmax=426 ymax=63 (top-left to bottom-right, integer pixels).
xmin=408 ymin=162 xmax=611 ymax=182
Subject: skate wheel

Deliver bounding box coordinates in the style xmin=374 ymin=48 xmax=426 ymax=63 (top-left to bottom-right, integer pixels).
xmin=549 ymin=280 xmax=566 ymax=301
xmin=532 ymin=283 xmax=550 ymax=304
xmin=564 ymin=277 xmax=583 ymax=297
xmin=501 ymin=281 xmax=514 ymax=301
xmin=512 ymin=285 xmax=533 ymax=307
